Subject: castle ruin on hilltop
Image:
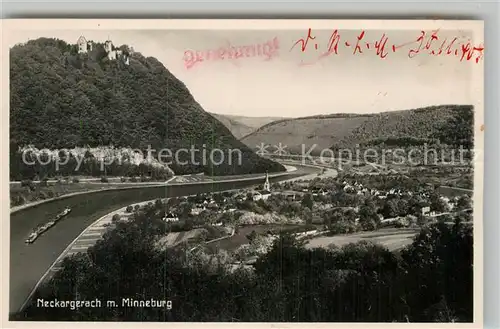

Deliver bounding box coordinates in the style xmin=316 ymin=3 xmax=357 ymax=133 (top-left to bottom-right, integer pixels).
xmin=77 ymin=35 xmax=130 ymax=65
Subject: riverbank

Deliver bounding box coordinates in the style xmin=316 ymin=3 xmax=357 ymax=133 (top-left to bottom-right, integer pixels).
xmin=18 ymin=198 xmax=158 ymax=311
xmin=9 ymin=164 xmax=316 ymax=313
xmin=10 ymin=177 xmax=176 ymax=214
xmin=278 ymin=160 xmax=338 ymax=182
xmin=11 ymin=167 xmax=296 ymax=214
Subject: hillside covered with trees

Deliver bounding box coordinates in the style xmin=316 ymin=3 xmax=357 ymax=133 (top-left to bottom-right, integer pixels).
xmin=10 ymin=38 xmax=284 ymax=179
xmin=241 ymin=105 xmax=474 ymax=154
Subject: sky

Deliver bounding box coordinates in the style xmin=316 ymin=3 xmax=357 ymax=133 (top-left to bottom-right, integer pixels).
xmin=8 ymin=28 xmax=479 ymax=118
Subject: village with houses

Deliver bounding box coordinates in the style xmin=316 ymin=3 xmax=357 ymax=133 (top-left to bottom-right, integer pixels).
xmin=9 ymin=28 xmax=479 ymax=322
xmin=113 ymin=163 xmax=474 ymax=270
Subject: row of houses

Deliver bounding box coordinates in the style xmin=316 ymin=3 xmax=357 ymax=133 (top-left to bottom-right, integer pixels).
xmin=341 ymin=180 xmax=418 ymax=199
xmin=162 ymin=194 xmax=237 ymax=222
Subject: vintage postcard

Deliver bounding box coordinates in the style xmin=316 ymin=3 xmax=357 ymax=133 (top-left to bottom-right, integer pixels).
xmin=2 ymin=19 xmax=484 ymax=327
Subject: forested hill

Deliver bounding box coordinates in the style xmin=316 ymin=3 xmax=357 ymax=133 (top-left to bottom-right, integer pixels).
xmin=241 ymin=105 xmax=474 ymax=155
xmin=9 ymin=38 xmax=284 ymax=176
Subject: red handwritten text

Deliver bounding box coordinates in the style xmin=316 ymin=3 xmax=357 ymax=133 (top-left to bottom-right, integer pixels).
xmin=290 ymin=28 xmax=484 ymax=64
xmin=291 ymin=29 xmax=341 ymax=66
xmin=290 ymin=28 xmax=316 ymax=52
xmin=184 ymin=37 xmax=280 ymax=69
xmin=353 ymin=30 xmax=365 ymax=55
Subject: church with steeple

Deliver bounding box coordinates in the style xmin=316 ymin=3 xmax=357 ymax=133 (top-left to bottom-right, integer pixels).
xmin=251 ymin=172 xmax=272 ymax=201
xmin=263 ymin=171 xmax=271 ymax=192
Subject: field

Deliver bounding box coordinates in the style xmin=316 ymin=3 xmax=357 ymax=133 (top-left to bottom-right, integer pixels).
xmin=305 ymin=228 xmax=421 ymax=252
xmin=157 ymin=228 xmax=208 ymax=247
xmin=205 ymin=224 xmax=321 ymax=254
xmin=437 ymin=186 xmax=474 ymax=198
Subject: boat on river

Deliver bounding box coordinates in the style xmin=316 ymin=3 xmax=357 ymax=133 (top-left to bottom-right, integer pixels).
xmin=25 ymin=207 xmax=71 ymax=244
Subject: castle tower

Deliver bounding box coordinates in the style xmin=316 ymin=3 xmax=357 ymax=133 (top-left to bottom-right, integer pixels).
xmin=77 ymin=36 xmax=88 ymax=54
xmin=263 ymin=171 xmax=271 ymax=192
xmin=105 ymin=39 xmax=117 ymax=60
xmin=104 ymin=39 xmax=113 ymax=53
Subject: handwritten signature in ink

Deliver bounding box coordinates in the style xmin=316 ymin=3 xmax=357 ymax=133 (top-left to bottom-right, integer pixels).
xmin=291 ymin=28 xmax=484 ymax=65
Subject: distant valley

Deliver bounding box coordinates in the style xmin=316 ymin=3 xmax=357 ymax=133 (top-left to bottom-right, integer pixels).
xmin=209 ymin=113 xmax=283 ymax=139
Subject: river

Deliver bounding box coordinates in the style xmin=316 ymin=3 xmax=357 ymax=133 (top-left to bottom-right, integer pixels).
xmin=9 ymin=165 xmax=318 ymax=313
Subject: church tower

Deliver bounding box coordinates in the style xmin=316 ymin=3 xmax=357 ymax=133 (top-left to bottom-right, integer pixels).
xmin=263 ymin=171 xmax=271 ymax=192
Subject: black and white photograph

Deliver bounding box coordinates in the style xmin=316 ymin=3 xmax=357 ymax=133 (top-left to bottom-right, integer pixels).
xmin=4 ymin=19 xmax=484 ymax=324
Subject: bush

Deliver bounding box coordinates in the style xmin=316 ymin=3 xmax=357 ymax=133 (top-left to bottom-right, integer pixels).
xmin=126 ymin=205 xmax=134 ymax=213
xmin=111 ymin=214 xmax=121 ymax=222
xmin=12 ymin=195 xmax=26 ymax=206
xmin=21 ymin=179 xmax=33 ymax=187
xmin=328 ymin=221 xmax=355 ymax=235
xmin=134 ymin=205 xmax=140 ymax=211
xmin=360 ymin=218 xmax=378 ymax=231
xmin=130 ymin=177 xmax=138 ymax=183
xmin=100 ymin=177 xmax=109 ymax=183
xmin=246 ymin=230 xmax=258 ymax=242
xmin=120 ymin=177 xmax=127 ymax=183
xmin=72 ymin=178 xmax=80 ymax=183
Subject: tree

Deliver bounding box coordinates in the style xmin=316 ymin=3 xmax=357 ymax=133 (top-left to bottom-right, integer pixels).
xmin=434 ymin=106 xmax=474 ymax=149
xmin=399 ymin=221 xmax=473 ymax=321
xmin=380 ymin=199 xmax=399 ymax=219
xmin=358 ymin=199 xmax=379 ymax=231
xmin=154 ymin=198 xmax=163 ymax=210
xmin=246 ymin=230 xmax=258 ymax=243
xmin=396 ymin=198 xmax=409 ymax=216
xmin=455 ymin=195 xmax=472 ymax=211
xmin=408 ymin=195 xmax=428 ymax=216
xmin=178 ymin=202 xmax=193 ymax=217
xmin=429 ymin=192 xmax=449 ymax=213
xmin=111 ymin=214 xmax=121 ymax=222
xmin=301 ymin=207 xmax=313 ymax=225
xmin=301 ymin=193 xmax=314 ymax=210
xmin=344 ymin=209 xmax=358 ymax=223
